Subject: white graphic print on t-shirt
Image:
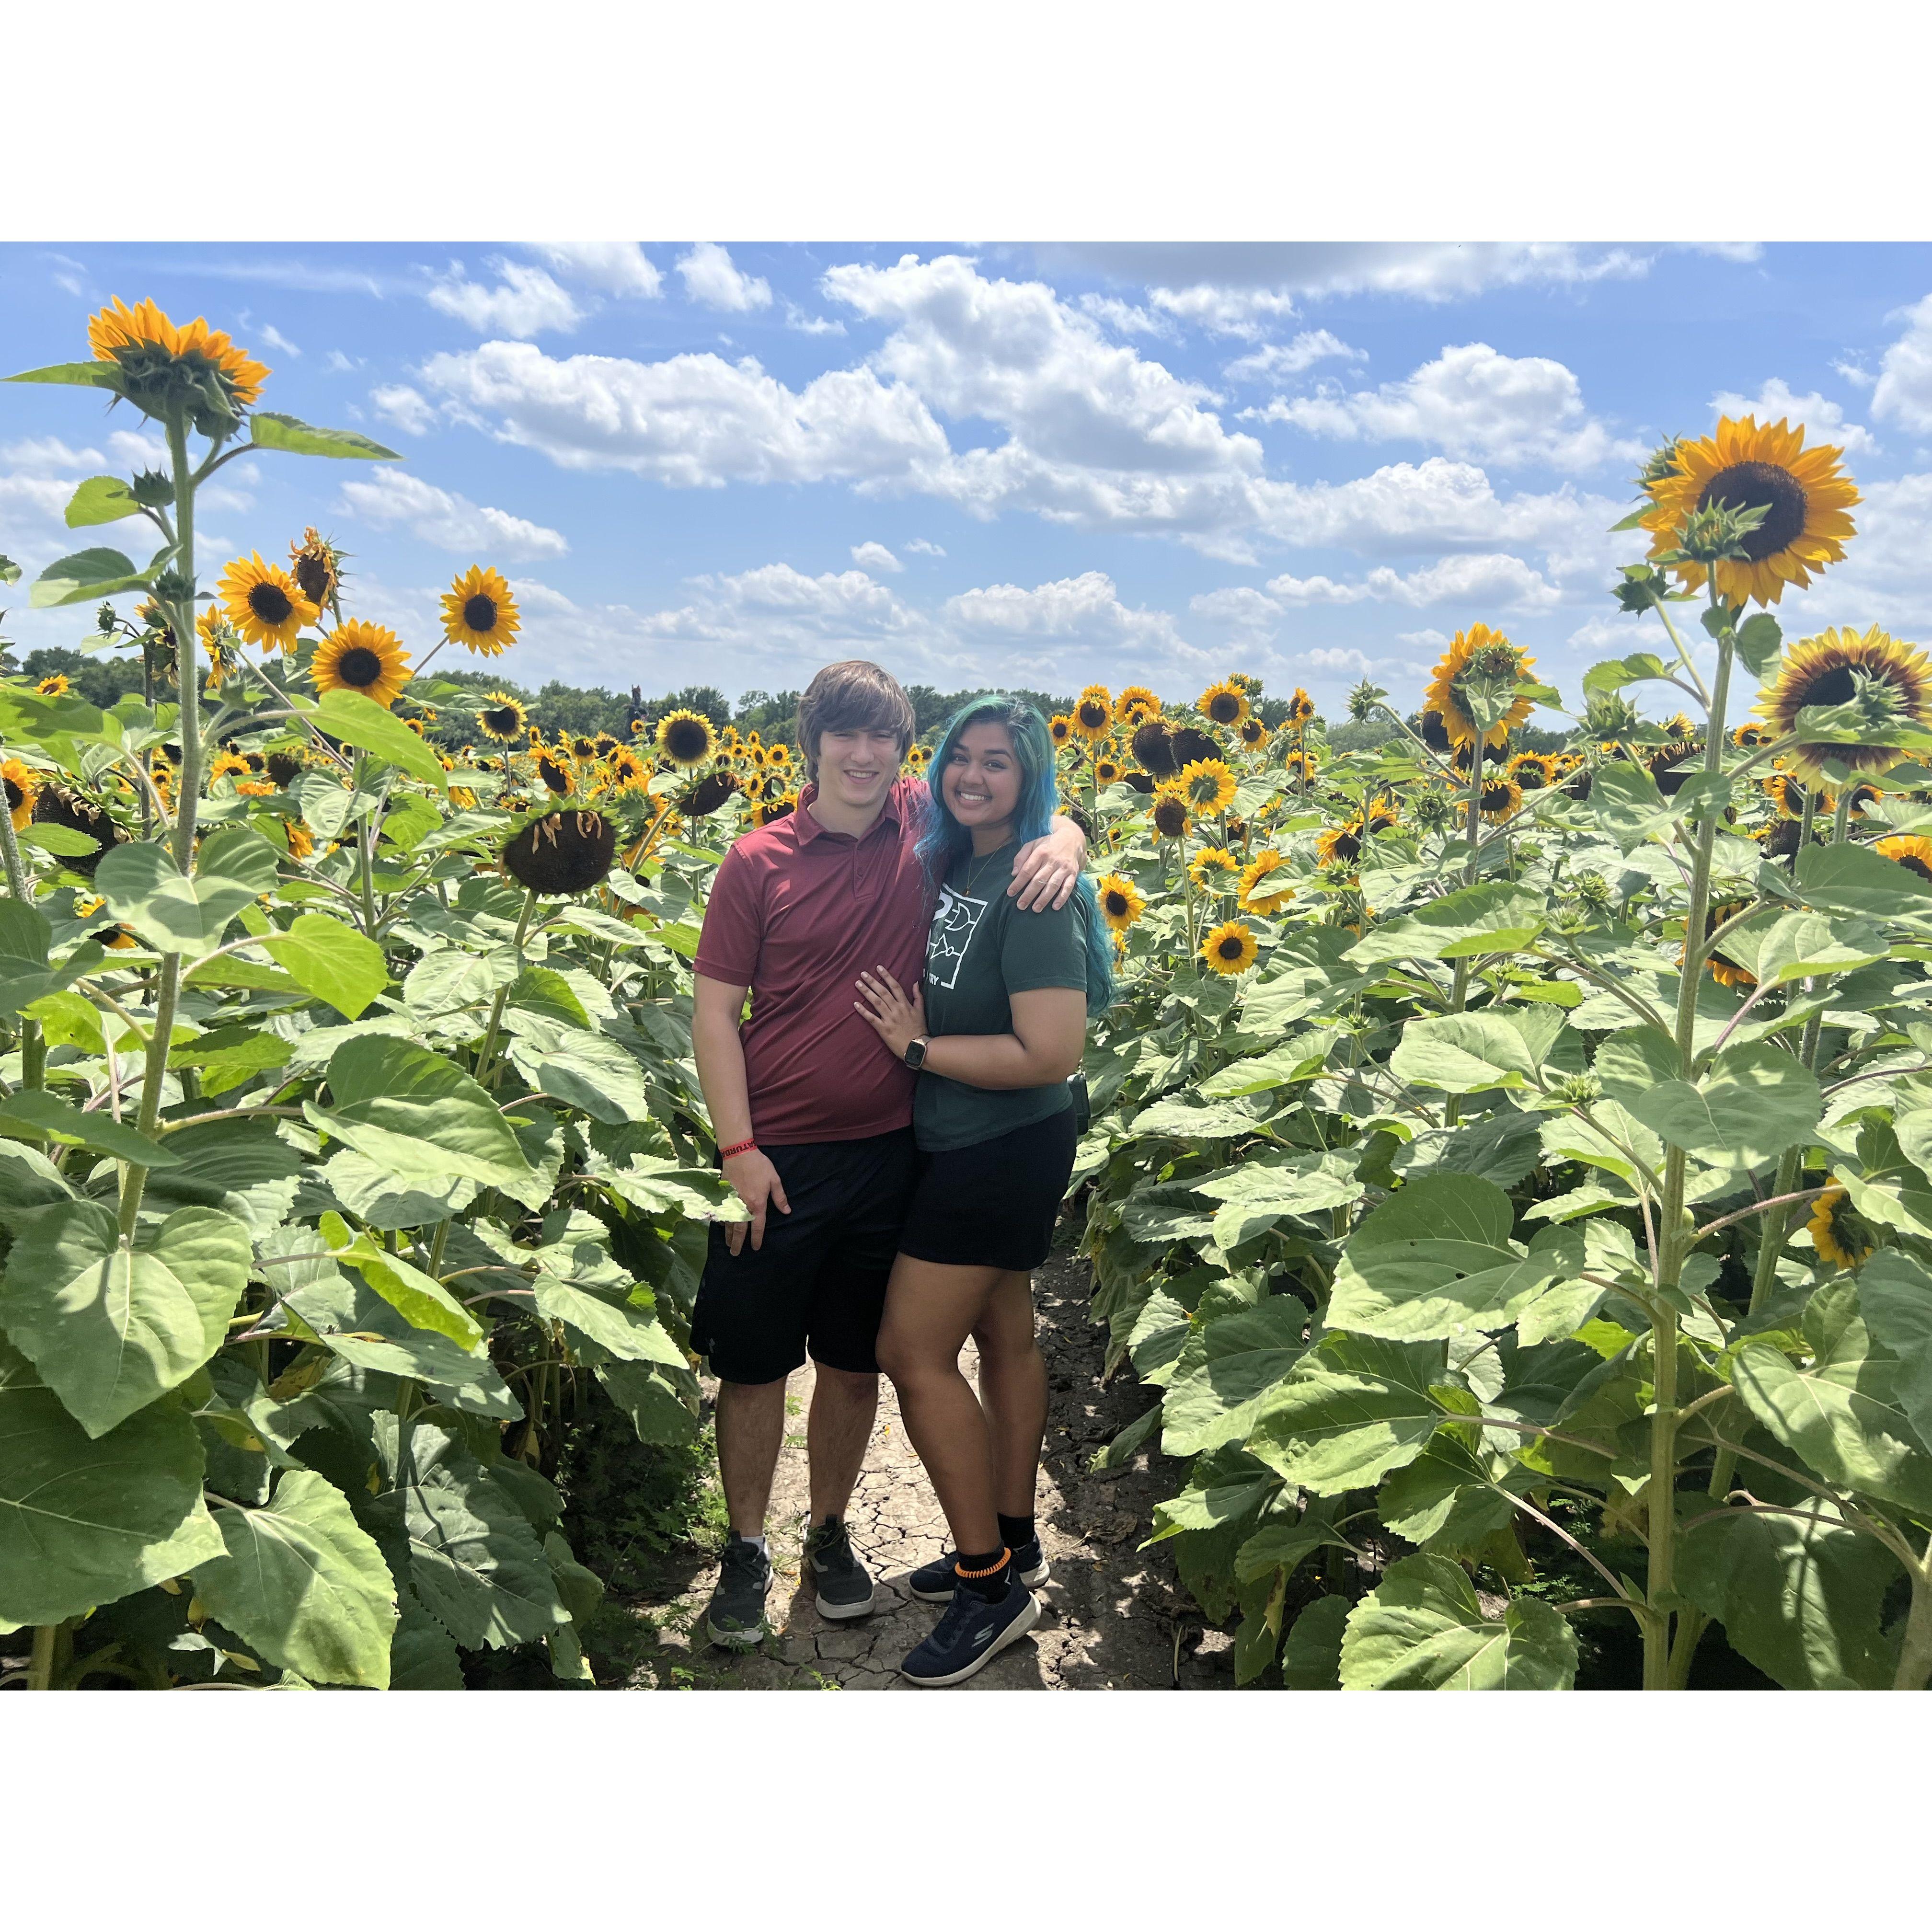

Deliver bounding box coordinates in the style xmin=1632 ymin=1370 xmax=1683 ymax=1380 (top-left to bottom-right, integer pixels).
xmin=926 ymin=882 xmax=989 ymax=990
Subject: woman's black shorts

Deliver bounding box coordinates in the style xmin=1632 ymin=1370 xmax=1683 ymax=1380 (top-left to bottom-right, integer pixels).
xmin=898 ymin=1104 xmax=1079 ymax=1273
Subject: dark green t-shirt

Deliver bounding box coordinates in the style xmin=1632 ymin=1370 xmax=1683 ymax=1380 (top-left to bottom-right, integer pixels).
xmin=914 ymin=840 xmax=1090 ymax=1152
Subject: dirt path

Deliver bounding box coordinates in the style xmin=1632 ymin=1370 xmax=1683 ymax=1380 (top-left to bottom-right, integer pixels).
xmin=610 ymin=1251 xmax=1235 ymax=1691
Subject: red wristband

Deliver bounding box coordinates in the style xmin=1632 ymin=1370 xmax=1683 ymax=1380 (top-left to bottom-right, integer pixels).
xmin=718 ymin=1138 xmax=757 ymax=1161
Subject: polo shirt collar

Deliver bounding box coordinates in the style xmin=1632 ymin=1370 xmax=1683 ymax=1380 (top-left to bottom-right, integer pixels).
xmin=793 ymin=780 xmax=902 ymax=845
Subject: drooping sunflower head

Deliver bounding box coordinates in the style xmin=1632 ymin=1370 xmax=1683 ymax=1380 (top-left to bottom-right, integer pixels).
xmin=1115 ymin=685 xmax=1161 ymax=724
xmin=1480 ymin=777 xmax=1525 ymax=823
xmin=1096 ymin=872 xmax=1147 ymax=932
xmin=1695 ymin=898 xmax=1759 ymax=991
xmin=536 ymin=751 xmax=574 ymax=796
xmin=1178 ymin=758 xmax=1238 ymax=816
xmin=1754 ymin=625 xmax=1932 ymax=781
xmin=1131 ymin=719 xmax=1178 ymax=777
xmin=500 ymin=809 xmax=618 ymax=895
xmin=1049 ymin=713 xmax=1075 ymax=748
xmin=1151 ymin=786 xmax=1191 ymax=839
xmin=310 ymin=621 xmax=411 ymax=710
xmin=1238 ymin=848 xmax=1294 ymax=914
xmin=265 ymin=748 xmax=303 ymax=789
xmin=1316 ymin=818 xmax=1364 ymax=869
xmin=657 ymin=708 xmax=718 ymax=768
xmin=218 ymin=552 xmax=319 ymax=655
xmin=678 ymin=770 xmax=740 ymax=818
xmin=3 ymin=758 xmax=39 ymax=830
xmin=1425 ymin=624 xmax=1538 ymax=748
xmin=478 ymin=692 xmax=529 ymax=744
xmin=1876 ymin=835 xmax=1932 ymax=886
xmin=87 ymin=296 xmax=269 ymax=428
xmin=440 ymin=564 xmax=521 ymax=657
xmin=1507 ymin=751 xmax=1557 ymax=791
xmin=31 ymin=785 xmax=122 ymax=877
xmin=1198 ymin=679 xmax=1250 ymax=728
xmin=1808 ymin=1184 xmax=1876 ymax=1272
xmin=288 ymin=527 xmax=345 ymax=616
xmin=1168 ymin=726 xmax=1221 ymax=770
xmin=1642 ymin=414 xmax=1860 ymax=607
xmin=1073 ymin=687 xmax=1114 ymax=741
xmin=1238 ymin=715 xmax=1271 ymax=750
xmin=281 ymin=818 xmax=315 ymax=862
xmin=1201 ymin=918 xmax=1260 ymax=977
xmin=1189 ymin=845 xmax=1241 ymax=890
xmin=1285 ymin=688 xmax=1314 ymax=729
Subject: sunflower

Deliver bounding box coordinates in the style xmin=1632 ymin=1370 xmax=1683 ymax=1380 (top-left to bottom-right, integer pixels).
xmin=1285 ymin=688 xmax=1315 ymax=729
xmin=1168 ymin=726 xmax=1220 ymax=770
xmin=1096 ymin=873 xmax=1147 ymax=931
xmin=1094 ymin=756 xmax=1123 ymax=787
xmin=1364 ymin=797 xmax=1401 ymax=835
xmin=767 ymin=742 xmax=793 ymax=769
xmin=288 ymin=527 xmax=345 ymax=618
xmin=1131 ymin=719 xmax=1178 ymax=777
xmin=607 ymin=745 xmax=646 ymax=786
xmin=1876 ymin=835 xmax=1932 ymax=886
xmin=1115 ymin=685 xmax=1161 ymax=724
xmin=750 ymin=792 xmax=798 ymax=828
xmin=1072 ymin=688 xmax=1114 ymax=741
xmin=678 ymin=770 xmax=740 ymax=817
xmin=1198 ymin=679 xmax=1251 ymax=728
xmin=1237 ymin=848 xmax=1294 ymax=915
xmin=1753 ymin=626 xmax=1932 ymax=781
xmin=1425 ymin=625 xmax=1537 ymax=749
xmin=1762 ymin=771 xmax=1822 ymax=820
xmin=1201 ymin=919 xmax=1260 ymax=976
xmin=310 ymin=621 xmax=411 ymax=709
xmin=1808 ymin=1184 xmax=1875 ymax=1272
xmin=32 ymin=786 xmax=122 ymax=877
xmin=281 ymin=819 xmax=315 ymax=862
xmin=1641 ymin=414 xmax=1859 ymax=607
xmin=1507 ymin=751 xmax=1558 ymax=791
xmin=1150 ymin=787 xmax=1191 ymax=839
xmin=658 ymin=709 xmax=717 ymax=767
xmin=218 ymin=552 xmax=319 ymax=655
xmin=536 ymin=752 xmax=574 ymax=795
xmin=208 ymin=751 xmax=251 ymax=784
xmin=87 ymin=296 xmax=269 ymax=419
xmin=1316 ymin=819 xmax=1363 ymax=868
xmin=1189 ymin=846 xmax=1241 ymax=890
xmin=34 ymin=674 xmax=69 ymax=698
xmin=1732 ymin=723 xmax=1771 ymax=750
xmin=3 ymin=759 xmax=39 ymax=830
xmin=1237 ymin=715 xmax=1272 ymax=752
xmin=501 ymin=809 xmax=617 ymax=894
xmin=1480 ymin=777 xmax=1524 ymax=823
xmin=478 ymin=692 xmax=529 ymax=744
xmin=1690 ymin=898 xmax=1759 ymax=991
xmin=1281 ymin=749 xmax=1319 ymax=784
xmin=440 ymin=565 xmax=521 ymax=657
xmin=1177 ymin=758 xmax=1237 ymax=815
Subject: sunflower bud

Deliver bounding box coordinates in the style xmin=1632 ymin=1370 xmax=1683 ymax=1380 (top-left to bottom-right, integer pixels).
xmin=1347 ymin=678 xmax=1385 ymax=722
xmin=96 ymin=601 xmax=118 ymax=633
xmin=130 ymin=469 xmax=174 ymax=509
xmin=1585 ymin=692 xmax=1641 ymax=737
xmin=1671 ymin=497 xmax=1771 ymax=566
xmin=1552 ymin=1071 xmax=1603 ymax=1106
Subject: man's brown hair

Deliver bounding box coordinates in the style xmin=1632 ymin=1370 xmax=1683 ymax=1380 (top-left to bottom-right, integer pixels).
xmin=794 ymin=660 xmax=917 ymax=781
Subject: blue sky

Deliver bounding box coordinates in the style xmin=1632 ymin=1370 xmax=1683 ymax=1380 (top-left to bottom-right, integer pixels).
xmin=5 ymin=240 xmax=1932 ymax=717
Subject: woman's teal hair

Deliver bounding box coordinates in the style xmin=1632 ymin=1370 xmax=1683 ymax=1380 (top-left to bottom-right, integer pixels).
xmin=916 ymin=693 xmax=1115 ymax=1017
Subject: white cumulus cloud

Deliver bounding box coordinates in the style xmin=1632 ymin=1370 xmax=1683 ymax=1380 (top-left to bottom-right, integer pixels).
xmin=851 ymin=541 xmax=902 ymax=572
xmin=425 ymin=259 xmax=583 ymax=338
xmin=336 ymin=468 xmax=569 ymax=559
xmin=1710 ymin=377 xmax=1875 ymax=456
xmin=1872 ymin=294 xmax=1932 ymax=434
xmin=1224 ymin=331 xmax=1365 ymax=384
xmin=371 ymin=385 xmax=437 ymax=437
xmin=678 ymin=243 xmax=772 ymax=312
xmin=533 ymin=242 xmax=663 ymax=299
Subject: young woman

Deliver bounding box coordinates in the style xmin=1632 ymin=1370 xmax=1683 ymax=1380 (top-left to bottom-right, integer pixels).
xmin=853 ymin=694 xmax=1113 ymax=1686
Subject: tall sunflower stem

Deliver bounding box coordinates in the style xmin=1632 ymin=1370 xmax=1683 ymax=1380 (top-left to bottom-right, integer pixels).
xmin=473 ymin=888 xmax=539 ymax=1091
xmin=0 ymin=781 xmax=45 ymax=1091
xmin=164 ymin=409 xmax=203 ymax=872
xmin=1645 ymin=604 xmax=1738 ymax=1689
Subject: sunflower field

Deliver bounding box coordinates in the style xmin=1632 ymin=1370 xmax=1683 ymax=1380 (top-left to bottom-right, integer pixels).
xmin=6 ymin=297 xmax=1932 ymax=1693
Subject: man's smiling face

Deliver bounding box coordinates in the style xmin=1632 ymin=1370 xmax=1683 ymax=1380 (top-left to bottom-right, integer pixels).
xmin=816 ymin=725 xmax=902 ymax=809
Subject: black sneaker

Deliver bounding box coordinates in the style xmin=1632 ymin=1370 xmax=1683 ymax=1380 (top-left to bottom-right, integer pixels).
xmin=908 ymin=1537 xmax=1049 ymax=1603
xmin=705 ymin=1536 xmax=773 ymax=1650
xmin=804 ymin=1515 xmax=876 ymax=1621
xmin=901 ymin=1578 xmax=1041 ymax=1687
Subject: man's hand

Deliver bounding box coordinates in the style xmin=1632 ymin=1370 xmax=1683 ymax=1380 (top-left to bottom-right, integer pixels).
xmin=722 ymin=1147 xmax=790 ymax=1254
xmin=1010 ymin=810 xmax=1089 ymax=911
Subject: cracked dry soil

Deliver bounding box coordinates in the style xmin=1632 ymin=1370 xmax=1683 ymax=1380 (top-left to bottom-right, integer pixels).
xmin=613 ymin=1249 xmax=1235 ymax=1690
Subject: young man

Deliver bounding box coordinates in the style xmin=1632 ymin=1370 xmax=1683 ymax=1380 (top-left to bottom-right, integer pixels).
xmin=690 ymin=660 xmax=1087 ymax=1648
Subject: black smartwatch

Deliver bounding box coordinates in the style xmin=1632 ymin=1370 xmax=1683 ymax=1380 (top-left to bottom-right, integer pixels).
xmin=903 ymin=1036 xmax=930 ymax=1070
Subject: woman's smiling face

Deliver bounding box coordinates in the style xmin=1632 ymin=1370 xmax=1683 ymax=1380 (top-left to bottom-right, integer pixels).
xmin=942 ymin=721 xmax=1022 ymax=833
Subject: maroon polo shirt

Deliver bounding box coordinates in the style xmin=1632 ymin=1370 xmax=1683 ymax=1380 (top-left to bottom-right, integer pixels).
xmin=694 ymin=776 xmax=935 ymax=1145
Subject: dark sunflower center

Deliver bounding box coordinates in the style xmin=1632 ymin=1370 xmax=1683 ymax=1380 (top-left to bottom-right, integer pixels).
xmin=1899 ymin=854 xmax=1932 ymax=884
xmin=1208 ymin=694 xmax=1241 ymax=723
xmin=1216 ymin=935 xmax=1245 ymax=959
xmin=1104 ymin=891 xmax=1128 ymax=915
xmin=249 ymin=581 xmax=295 ymax=626
xmin=295 ymin=554 xmax=332 ymax=603
xmin=484 ymin=707 xmax=520 ymax=734
xmin=337 ymin=647 xmax=383 ymax=687
xmin=1332 ymin=830 xmax=1361 ymax=862
xmin=1697 ymin=460 xmax=1808 ymax=561
xmin=3 ymin=778 xmax=21 ymax=811
xmin=464 ymin=594 xmax=499 ymax=632
xmin=1796 ymin=663 xmax=1859 ymax=710
xmin=1079 ymin=703 xmax=1108 ymax=728
xmin=666 ymin=722 xmax=710 ymax=760
xmin=1420 ymin=711 xmax=1452 ymax=753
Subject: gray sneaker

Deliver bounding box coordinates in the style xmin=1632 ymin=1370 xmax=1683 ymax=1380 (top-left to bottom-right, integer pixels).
xmin=804 ymin=1516 xmax=876 ymax=1620
xmin=705 ymin=1536 xmax=774 ymax=1650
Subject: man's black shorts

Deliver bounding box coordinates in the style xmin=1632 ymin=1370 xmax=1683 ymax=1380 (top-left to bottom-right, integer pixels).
xmin=690 ymin=1127 xmax=919 ymax=1385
